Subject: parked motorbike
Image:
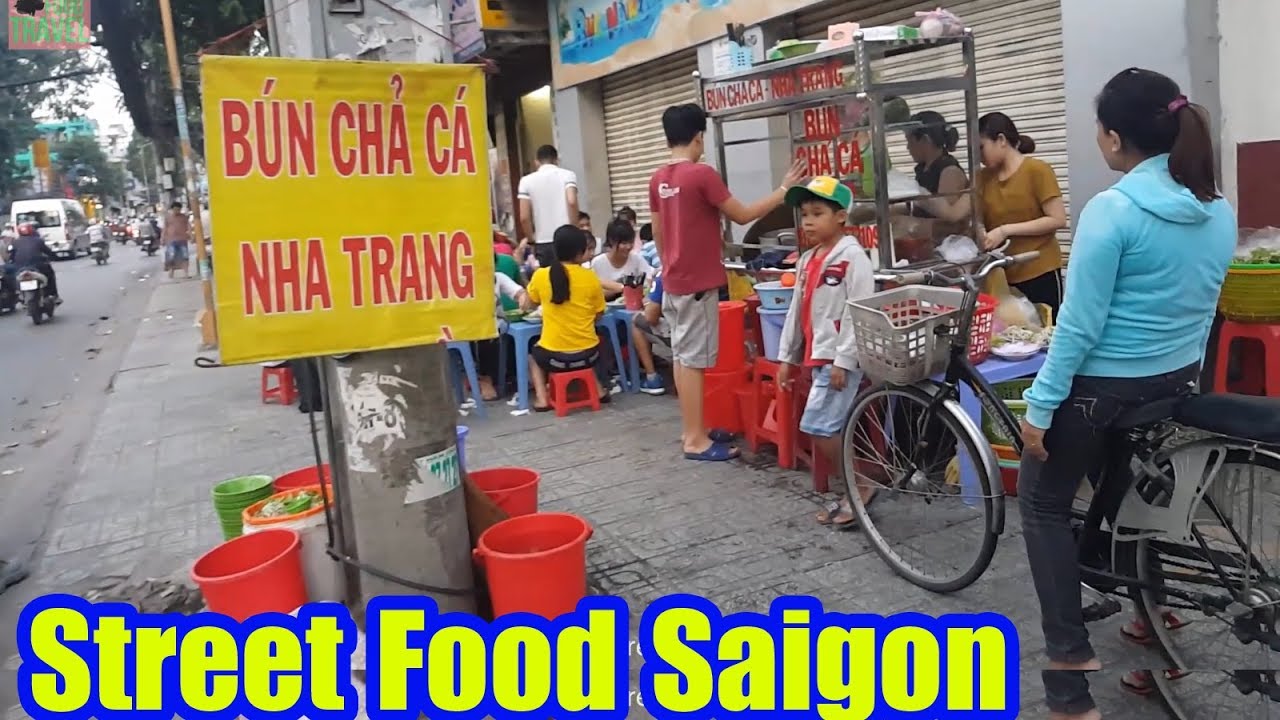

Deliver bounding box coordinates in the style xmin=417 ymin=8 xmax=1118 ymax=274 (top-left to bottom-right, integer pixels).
xmin=142 ymin=237 xmax=159 ymax=256
xmin=91 ymin=239 xmax=111 ymax=265
xmin=0 ymin=271 xmax=17 ymax=315
xmin=16 ymin=268 xmax=55 ymax=325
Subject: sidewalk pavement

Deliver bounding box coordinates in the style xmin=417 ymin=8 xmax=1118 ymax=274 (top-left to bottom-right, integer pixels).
xmin=1 ymin=280 xmax=1166 ymax=719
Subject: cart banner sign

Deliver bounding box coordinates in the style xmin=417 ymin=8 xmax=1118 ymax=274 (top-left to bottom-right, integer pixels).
xmin=201 ymin=56 xmax=495 ymax=366
xmin=702 ymin=58 xmax=845 ymax=116
xmin=551 ymin=0 xmax=827 ymax=89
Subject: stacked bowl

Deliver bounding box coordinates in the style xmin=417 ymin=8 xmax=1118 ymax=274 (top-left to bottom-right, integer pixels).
xmin=211 ymin=475 xmax=274 ymax=540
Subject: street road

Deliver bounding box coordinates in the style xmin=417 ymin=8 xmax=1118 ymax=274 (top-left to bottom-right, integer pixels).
xmin=0 ymin=245 xmax=160 ymax=565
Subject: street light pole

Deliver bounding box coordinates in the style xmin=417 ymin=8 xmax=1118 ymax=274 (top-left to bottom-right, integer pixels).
xmin=157 ymin=0 xmax=218 ymax=350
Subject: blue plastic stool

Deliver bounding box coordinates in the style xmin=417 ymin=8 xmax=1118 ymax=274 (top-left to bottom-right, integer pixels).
xmin=445 ymin=341 xmax=486 ymax=419
xmin=604 ymin=307 xmax=642 ymax=392
xmin=502 ymin=321 xmax=543 ymax=412
xmin=595 ymin=315 xmax=632 ymax=393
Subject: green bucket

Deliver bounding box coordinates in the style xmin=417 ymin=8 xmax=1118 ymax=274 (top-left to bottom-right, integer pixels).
xmin=211 ymin=475 xmax=274 ymax=540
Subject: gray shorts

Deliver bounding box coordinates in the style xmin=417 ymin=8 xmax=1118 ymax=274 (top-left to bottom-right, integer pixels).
xmin=662 ymin=290 xmax=719 ymax=369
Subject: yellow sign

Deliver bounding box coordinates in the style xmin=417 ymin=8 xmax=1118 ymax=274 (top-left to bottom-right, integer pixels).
xmin=200 ymin=56 xmax=495 ymax=365
xmin=30 ymin=139 xmax=50 ymax=169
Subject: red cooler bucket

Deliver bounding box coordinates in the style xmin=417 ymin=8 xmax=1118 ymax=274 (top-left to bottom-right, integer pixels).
xmin=474 ymin=513 xmax=593 ymax=619
xmin=469 ymin=467 xmax=540 ymax=517
xmin=712 ymin=301 xmax=747 ymax=372
xmin=191 ymin=528 xmax=307 ymax=621
xmin=275 ymin=464 xmax=331 ymax=493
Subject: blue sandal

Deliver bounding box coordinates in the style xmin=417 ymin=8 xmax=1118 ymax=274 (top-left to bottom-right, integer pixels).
xmin=684 ymin=442 xmax=740 ymax=462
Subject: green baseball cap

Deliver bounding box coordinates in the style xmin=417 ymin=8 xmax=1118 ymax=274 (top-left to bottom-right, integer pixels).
xmin=785 ymin=175 xmax=853 ymax=210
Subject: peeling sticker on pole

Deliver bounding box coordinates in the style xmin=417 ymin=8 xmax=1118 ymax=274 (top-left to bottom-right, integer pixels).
xmin=335 ymin=365 xmax=417 ymax=474
xmin=404 ymin=446 xmax=460 ymax=505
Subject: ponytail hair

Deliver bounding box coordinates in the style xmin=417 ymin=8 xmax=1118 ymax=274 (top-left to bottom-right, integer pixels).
xmin=909 ymin=110 xmax=960 ymax=152
xmin=1096 ymin=67 xmax=1219 ymax=202
xmin=548 ymin=224 xmax=589 ymax=305
xmin=979 ymin=112 xmax=1036 ymax=154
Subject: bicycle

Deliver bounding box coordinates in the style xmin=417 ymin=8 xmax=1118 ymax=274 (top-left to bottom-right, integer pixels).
xmin=840 ymin=250 xmax=1280 ymax=717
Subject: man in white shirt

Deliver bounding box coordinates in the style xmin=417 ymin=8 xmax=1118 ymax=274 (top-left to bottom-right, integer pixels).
xmin=516 ymin=145 xmax=578 ymax=268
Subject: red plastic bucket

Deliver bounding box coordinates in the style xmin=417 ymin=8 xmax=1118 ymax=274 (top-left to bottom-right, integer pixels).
xmin=469 ymin=467 xmax=540 ymax=517
xmin=703 ymin=365 xmax=750 ymax=434
xmin=474 ymin=513 xmax=593 ymax=619
xmin=711 ymin=301 xmax=747 ymax=372
xmin=191 ymin=528 xmax=308 ymax=621
xmin=275 ymin=464 xmax=330 ymax=493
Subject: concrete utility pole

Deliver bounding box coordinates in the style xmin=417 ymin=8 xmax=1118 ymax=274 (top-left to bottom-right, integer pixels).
xmin=266 ymin=0 xmax=477 ymax=622
xmin=157 ymin=0 xmax=218 ymax=350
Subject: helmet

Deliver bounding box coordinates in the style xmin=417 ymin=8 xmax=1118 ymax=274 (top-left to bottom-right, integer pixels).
xmin=16 ymin=222 xmax=37 ymax=237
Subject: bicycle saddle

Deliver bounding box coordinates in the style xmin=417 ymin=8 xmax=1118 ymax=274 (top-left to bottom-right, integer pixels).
xmin=1173 ymin=393 xmax=1280 ymax=444
xmin=1118 ymin=392 xmax=1280 ymax=444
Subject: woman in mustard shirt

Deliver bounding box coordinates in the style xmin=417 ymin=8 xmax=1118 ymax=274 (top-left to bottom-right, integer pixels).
xmin=524 ymin=225 xmax=610 ymax=411
xmin=976 ymin=112 xmax=1069 ymax=317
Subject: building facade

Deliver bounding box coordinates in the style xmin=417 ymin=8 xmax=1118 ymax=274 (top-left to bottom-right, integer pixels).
xmin=547 ymin=0 xmax=1269 ymax=250
xmin=11 ymin=118 xmax=99 ymax=182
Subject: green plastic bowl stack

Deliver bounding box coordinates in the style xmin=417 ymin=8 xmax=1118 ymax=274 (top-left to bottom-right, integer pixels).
xmin=211 ymin=475 xmax=274 ymax=540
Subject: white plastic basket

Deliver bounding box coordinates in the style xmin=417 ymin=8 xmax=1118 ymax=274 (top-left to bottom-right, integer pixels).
xmin=847 ymin=286 xmax=965 ymax=385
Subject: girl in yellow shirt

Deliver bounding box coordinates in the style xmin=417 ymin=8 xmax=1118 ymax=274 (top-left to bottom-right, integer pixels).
xmin=976 ymin=112 xmax=1069 ymax=317
xmin=524 ymin=225 xmax=610 ymax=411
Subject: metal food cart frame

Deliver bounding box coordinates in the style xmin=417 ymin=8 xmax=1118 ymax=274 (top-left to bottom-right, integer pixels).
xmin=694 ymin=30 xmax=983 ymax=269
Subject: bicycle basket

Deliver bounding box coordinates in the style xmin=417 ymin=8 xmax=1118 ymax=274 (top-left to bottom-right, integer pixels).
xmin=847 ymin=286 xmax=965 ymax=385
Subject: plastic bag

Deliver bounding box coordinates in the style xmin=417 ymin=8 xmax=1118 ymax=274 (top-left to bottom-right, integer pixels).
xmin=1234 ymin=227 xmax=1280 ymax=265
xmin=914 ymin=8 xmax=965 ymax=38
xmin=984 ymin=266 xmax=1041 ymax=333
xmin=937 ymin=234 xmax=978 ymax=264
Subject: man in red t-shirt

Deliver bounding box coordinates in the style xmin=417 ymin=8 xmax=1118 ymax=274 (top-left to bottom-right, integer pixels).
xmin=648 ymin=104 xmax=806 ymax=461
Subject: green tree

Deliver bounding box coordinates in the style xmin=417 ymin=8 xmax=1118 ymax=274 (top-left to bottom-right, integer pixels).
xmin=0 ymin=25 xmax=96 ymax=198
xmin=93 ymin=0 xmax=264 ymax=162
xmin=53 ymin=134 xmax=126 ymax=201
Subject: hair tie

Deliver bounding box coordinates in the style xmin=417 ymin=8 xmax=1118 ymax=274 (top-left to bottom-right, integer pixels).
xmin=1167 ymin=95 xmax=1189 ymax=113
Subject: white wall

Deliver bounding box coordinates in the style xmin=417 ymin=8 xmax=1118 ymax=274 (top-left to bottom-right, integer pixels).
xmin=268 ymin=0 xmax=448 ymax=63
xmin=1218 ymin=0 xmax=1280 ymax=207
xmin=1060 ymin=0 xmax=1220 ymax=231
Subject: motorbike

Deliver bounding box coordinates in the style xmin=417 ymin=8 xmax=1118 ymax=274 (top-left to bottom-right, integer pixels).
xmin=91 ymin=239 xmax=111 ymax=265
xmin=16 ymin=268 xmax=55 ymax=325
xmin=141 ymin=236 xmax=159 ymax=256
xmin=0 ymin=271 xmax=17 ymax=315
xmin=113 ymin=227 xmax=129 ymax=244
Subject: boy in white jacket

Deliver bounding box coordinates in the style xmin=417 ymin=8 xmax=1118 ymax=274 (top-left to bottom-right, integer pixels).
xmin=775 ymin=176 xmax=876 ymax=530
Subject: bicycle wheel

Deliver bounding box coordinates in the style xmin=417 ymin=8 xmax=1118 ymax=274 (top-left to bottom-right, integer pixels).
xmin=841 ymin=383 xmax=1002 ymax=593
xmin=1120 ymin=441 xmax=1280 ymax=719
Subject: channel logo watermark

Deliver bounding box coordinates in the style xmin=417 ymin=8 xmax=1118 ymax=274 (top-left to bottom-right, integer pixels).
xmin=9 ymin=0 xmax=91 ymax=50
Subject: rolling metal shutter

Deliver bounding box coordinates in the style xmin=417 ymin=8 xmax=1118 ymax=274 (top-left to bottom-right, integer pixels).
xmin=602 ymin=49 xmax=699 ymax=221
xmin=794 ymin=0 xmax=1070 ymax=245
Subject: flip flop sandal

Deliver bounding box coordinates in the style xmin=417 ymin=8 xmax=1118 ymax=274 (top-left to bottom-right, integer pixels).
xmin=816 ymin=501 xmax=859 ymax=529
xmin=1120 ymin=669 xmax=1189 ymax=697
xmin=684 ymin=442 xmax=739 ymax=462
xmin=533 ymin=404 xmax=552 ymax=413
xmin=1120 ymin=611 xmax=1189 ymax=646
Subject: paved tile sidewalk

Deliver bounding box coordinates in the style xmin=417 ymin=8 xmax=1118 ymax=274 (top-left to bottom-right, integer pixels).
xmin=0 ymin=280 xmax=1171 ymax=719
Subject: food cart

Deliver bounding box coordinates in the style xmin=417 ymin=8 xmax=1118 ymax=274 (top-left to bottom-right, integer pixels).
xmin=696 ymin=30 xmax=982 ymax=270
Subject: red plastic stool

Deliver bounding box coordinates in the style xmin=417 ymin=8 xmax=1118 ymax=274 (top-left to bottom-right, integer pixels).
xmin=748 ymin=358 xmax=796 ymax=468
xmin=548 ymin=368 xmax=602 ymax=417
xmin=1214 ymin=320 xmax=1280 ymax=397
xmin=261 ymin=365 xmax=298 ymax=405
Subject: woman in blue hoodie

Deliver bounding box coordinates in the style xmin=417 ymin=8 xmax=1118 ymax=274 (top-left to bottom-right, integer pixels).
xmin=1017 ymin=68 xmax=1236 ymax=719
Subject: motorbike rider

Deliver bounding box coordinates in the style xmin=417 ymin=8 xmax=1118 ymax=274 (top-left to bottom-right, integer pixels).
xmin=7 ymin=223 xmax=61 ymax=303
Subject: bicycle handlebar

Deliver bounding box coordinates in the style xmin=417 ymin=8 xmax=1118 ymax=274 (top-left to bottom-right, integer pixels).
xmin=874 ymin=250 xmax=1042 ymax=287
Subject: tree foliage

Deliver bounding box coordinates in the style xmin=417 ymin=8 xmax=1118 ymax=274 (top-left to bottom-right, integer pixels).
xmin=93 ymin=0 xmax=264 ymax=163
xmin=53 ymin=134 xmax=126 ymax=201
xmin=0 ymin=24 xmax=96 ymax=198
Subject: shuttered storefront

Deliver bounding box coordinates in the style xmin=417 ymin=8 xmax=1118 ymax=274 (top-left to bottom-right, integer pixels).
xmin=601 ymin=49 xmax=699 ymax=220
xmin=794 ymin=0 xmax=1070 ymax=246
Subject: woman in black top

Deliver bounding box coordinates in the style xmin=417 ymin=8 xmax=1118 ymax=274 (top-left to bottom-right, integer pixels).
xmin=905 ymin=110 xmax=972 ymax=232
